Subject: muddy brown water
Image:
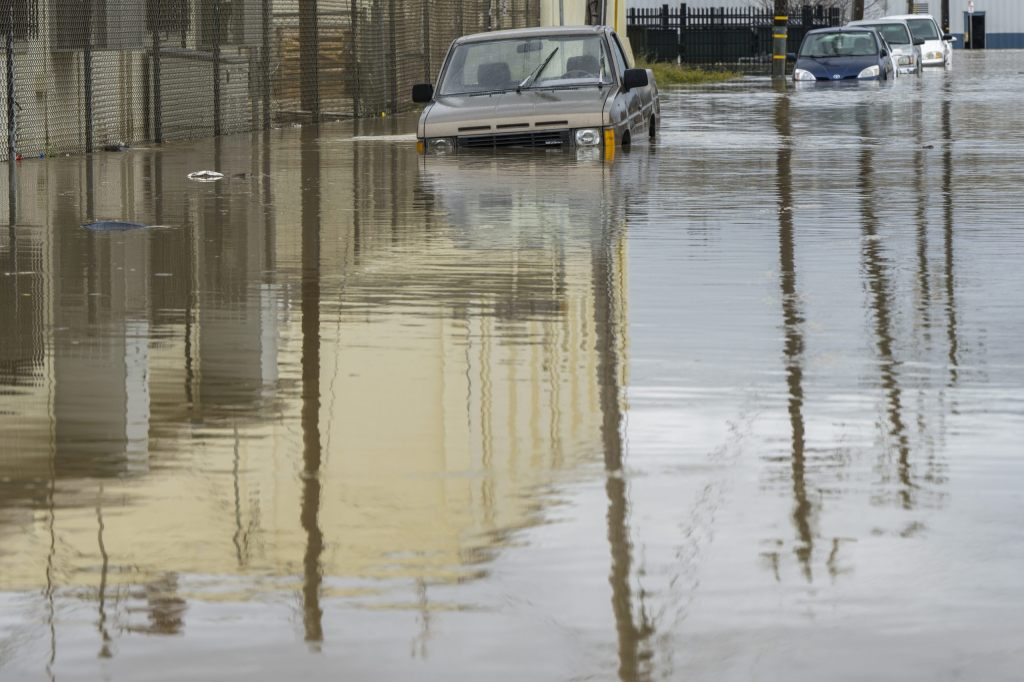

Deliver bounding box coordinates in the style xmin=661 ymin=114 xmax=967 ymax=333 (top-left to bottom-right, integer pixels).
xmin=2 ymin=52 xmax=1023 ymax=681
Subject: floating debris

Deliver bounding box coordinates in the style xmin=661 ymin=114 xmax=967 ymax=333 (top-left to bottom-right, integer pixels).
xmin=187 ymin=170 xmax=225 ymax=182
xmin=81 ymin=220 xmax=148 ymax=231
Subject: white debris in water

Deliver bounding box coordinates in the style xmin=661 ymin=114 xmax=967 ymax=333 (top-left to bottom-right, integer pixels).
xmin=187 ymin=170 xmax=225 ymax=182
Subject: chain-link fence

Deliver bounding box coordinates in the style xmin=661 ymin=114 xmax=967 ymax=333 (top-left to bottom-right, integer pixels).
xmin=0 ymin=0 xmax=540 ymax=161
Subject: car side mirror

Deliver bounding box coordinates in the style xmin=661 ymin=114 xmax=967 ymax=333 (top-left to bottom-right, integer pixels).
xmin=786 ymin=52 xmax=797 ymax=61
xmin=622 ymin=68 xmax=648 ymax=91
xmin=913 ymin=38 xmax=925 ymax=46
xmin=412 ymin=83 xmax=434 ymax=104
xmin=880 ymin=49 xmax=888 ymax=57
xmin=943 ymin=33 xmax=955 ymax=41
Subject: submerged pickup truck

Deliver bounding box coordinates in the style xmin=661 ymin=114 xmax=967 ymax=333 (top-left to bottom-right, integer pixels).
xmin=412 ymin=25 xmax=659 ymax=153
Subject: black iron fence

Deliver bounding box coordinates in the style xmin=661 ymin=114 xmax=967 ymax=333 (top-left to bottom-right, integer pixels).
xmin=627 ymin=4 xmax=844 ymax=68
xmin=0 ymin=0 xmax=539 ymax=162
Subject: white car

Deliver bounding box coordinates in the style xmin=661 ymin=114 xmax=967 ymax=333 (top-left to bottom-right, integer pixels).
xmin=847 ymin=19 xmax=923 ymax=75
xmin=883 ymin=14 xmax=955 ymax=67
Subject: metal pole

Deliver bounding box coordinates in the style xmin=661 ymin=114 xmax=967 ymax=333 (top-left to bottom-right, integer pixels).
xmin=6 ymin=6 xmax=15 ymax=224
xmin=559 ymin=0 xmax=564 ymax=26
xmin=213 ymin=0 xmax=222 ymax=136
xmin=262 ymin=0 xmax=272 ymax=129
xmin=772 ymin=0 xmax=788 ymax=79
xmin=152 ymin=29 xmax=163 ymax=143
xmin=941 ymin=0 xmax=950 ymax=33
xmin=84 ymin=0 xmax=94 ymax=152
xmin=299 ymin=0 xmax=320 ymax=120
xmin=350 ymin=0 xmax=360 ymax=117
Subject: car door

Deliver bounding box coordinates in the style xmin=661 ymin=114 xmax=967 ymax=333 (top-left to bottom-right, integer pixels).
xmin=607 ymin=32 xmax=646 ymax=139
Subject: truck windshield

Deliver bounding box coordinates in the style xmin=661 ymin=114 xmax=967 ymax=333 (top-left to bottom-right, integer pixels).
xmin=438 ymin=35 xmax=613 ymax=96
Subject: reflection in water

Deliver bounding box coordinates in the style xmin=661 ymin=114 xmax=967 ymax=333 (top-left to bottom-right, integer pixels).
xmin=593 ymin=186 xmax=653 ymax=680
xmin=941 ymin=80 xmax=959 ymax=387
xmin=0 ymin=54 xmax=1021 ymax=680
xmin=300 ymin=125 xmax=325 ymax=646
xmin=857 ymin=105 xmax=913 ymax=510
xmin=773 ymin=88 xmax=814 ymax=581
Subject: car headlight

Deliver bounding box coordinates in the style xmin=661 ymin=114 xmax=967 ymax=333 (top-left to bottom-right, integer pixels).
xmin=858 ymin=65 xmax=880 ymax=79
xmin=898 ymin=56 xmax=912 ymax=66
xmin=793 ymin=68 xmax=816 ymax=82
xmin=427 ymin=137 xmax=455 ymax=154
xmin=574 ymin=128 xmax=602 ymax=147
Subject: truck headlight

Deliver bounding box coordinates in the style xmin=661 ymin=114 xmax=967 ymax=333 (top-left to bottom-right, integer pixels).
xmin=858 ymin=65 xmax=880 ymax=79
xmin=574 ymin=128 xmax=601 ymax=147
xmin=793 ymin=69 xmax=816 ymax=81
xmin=427 ymin=137 xmax=455 ymax=154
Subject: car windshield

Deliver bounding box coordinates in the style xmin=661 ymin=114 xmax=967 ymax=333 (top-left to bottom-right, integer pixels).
xmin=906 ymin=18 xmax=940 ymax=40
xmin=438 ymin=35 xmax=613 ymax=96
xmin=861 ymin=23 xmax=911 ymax=45
xmin=800 ymin=31 xmax=878 ymax=57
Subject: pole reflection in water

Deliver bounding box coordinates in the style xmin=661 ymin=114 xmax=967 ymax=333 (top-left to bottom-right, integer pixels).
xmin=593 ymin=187 xmax=652 ymax=681
xmin=857 ymin=105 xmax=914 ymax=510
xmin=773 ymin=87 xmax=814 ymax=582
xmin=941 ymin=80 xmax=959 ymax=387
xmin=300 ymin=124 xmax=324 ymax=646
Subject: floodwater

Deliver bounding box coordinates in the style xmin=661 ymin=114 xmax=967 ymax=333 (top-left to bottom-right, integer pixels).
xmin=2 ymin=51 xmax=1023 ymax=681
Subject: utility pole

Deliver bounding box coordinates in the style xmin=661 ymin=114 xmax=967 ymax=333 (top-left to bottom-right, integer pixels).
xmin=853 ymin=0 xmax=864 ymax=21
xmin=941 ymin=0 xmax=950 ymax=32
xmin=772 ymin=0 xmax=788 ymax=80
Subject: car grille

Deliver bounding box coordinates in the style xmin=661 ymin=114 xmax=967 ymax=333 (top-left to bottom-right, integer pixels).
xmin=458 ymin=130 xmax=568 ymax=149
xmin=816 ymin=75 xmax=858 ymax=81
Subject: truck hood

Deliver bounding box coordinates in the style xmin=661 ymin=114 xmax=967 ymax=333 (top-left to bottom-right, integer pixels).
xmin=420 ymin=87 xmax=612 ymax=138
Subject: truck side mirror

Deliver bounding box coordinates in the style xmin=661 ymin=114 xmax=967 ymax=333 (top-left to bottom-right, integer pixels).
xmin=913 ymin=38 xmax=925 ymax=46
xmin=622 ymin=68 xmax=649 ymax=91
xmin=786 ymin=52 xmax=797 ymax=61
xmin=412 ymin=83 xmax=434 ymax=103
xmin=943 ymin=33 xmax=955 ymax=41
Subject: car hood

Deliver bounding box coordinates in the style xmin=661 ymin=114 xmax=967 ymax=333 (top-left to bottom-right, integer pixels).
xmin=420 ymin=88 xmax=612 ymax=138
xmin=796 ymin=56 xmax=878 ymax=79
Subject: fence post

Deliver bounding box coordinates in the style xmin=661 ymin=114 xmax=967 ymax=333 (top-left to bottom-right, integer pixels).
xmin=262 ymin=0 xmax=271 ymax=129
xmin=772 ymin=0 xmax=787 ymax=79
xmin=213 ymin=0 xmax=222 ymax=136
xmin=423 ymin=0 xmax=431 ymax=83
xmin=661 ymin=4 xmax=668 ymax=30
xmin=387 ymin=0 xmax=396 ymax=113
xmin=84 ymin=0 xmax=94 ymax=152
xmin=152 ymin=26 xmax=163 ymax=143
xmin=5 ymin=4 xmax=15 ymax=223
xmin=5 ymin=3 xmax=15 ymax=163
xmin=300 ymin=0 xmax=321 ymax=120
xmin=351 ymin=0 xmax=360 ymax=117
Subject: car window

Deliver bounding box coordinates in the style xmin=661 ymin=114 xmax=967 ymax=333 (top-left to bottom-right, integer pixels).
xmin=906 ymin=18 xmax=940 ymax=40
xmin=863 ymin=23 xmax=911 ymax=45
xmin=800 ymin=32 xmax=879 ymax=57
xmin=438 ymin=35 xmax=613 ymax=96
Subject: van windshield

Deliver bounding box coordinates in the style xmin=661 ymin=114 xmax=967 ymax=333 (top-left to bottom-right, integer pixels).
xmin=438 ymin=35 xmax=613 ymax=96
xmin=906 ymin=18 xmax=940 ymax=40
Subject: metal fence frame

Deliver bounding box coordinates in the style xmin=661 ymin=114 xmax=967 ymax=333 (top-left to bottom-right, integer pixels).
xmin=627 ymin=3 xmax=844 ymax=69
xmin=0 ymin=0 xmax=540 ymax=163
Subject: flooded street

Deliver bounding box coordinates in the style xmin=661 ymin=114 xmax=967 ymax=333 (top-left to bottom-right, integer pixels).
xmin=2 ymin=51 xmax=1023 ymax=680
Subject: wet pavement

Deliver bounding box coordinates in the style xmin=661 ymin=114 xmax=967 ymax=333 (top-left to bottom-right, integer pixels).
xmin=2 ymin=51 xmax=1024 ymax=681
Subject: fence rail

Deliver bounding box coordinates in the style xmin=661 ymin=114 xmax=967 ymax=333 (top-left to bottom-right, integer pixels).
xmin=0 ymin=0 xmax=540 ymax=162
xmin=627 ymin=3 xmax=844 ymax=68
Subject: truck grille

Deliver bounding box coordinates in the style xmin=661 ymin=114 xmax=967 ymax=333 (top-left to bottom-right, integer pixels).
xmin=458 ymin=130 xmax=568 ymax=149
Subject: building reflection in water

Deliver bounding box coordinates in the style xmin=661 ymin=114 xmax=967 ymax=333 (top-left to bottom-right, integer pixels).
xmin=0 ymin=128 xmax=648 ymax=676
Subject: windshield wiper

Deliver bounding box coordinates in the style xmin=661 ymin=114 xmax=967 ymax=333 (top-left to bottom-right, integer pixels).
xmin=517 ymin=47 xmax=559 ymax=93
